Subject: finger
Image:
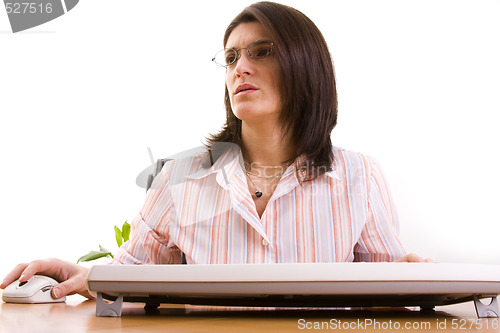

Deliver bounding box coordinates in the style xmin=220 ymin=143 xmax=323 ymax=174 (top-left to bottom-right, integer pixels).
xmin=18 ymin=258 xmax=63 ymax=282
xmin=51 ymin=274 xmax=86 ymax=299
xmin=394 ymin=253 xmax=424 ymax=262
xmin=405 ymin=253 xmax=425 ymax=262
xmin=1 ymin=263 xmax=29 ymax=289
xmin=18 ymin=260 xmax=46 ymax=282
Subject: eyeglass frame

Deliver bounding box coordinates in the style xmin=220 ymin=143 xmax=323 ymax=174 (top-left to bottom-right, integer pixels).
xmin=211 ymin=40 xmax=274 ymax=68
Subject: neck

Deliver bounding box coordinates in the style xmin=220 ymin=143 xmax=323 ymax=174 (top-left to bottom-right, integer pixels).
xmin=241 ymin=120 xmax=296 ymax=169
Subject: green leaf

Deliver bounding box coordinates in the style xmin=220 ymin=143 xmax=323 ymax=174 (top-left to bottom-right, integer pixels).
xmin=98 ymin=245 xmax=114 ymax=258
xmin=122 ymin=221 xmax=130 ymax=243
xmin=77 ymin=250 xmax=112 ymax=264
xmin=114 ymin=226 xmax=123 ymax=247
xmin=99 ymin=244 xmax=110 ymax=252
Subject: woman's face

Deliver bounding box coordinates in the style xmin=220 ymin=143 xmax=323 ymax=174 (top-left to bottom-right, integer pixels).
xmin=225 ymin=22 xmax=281 ymax=124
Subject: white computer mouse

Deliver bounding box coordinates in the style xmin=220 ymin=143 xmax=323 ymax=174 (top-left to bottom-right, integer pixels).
xmin=2 ymin=275 xmax=66 ymax=304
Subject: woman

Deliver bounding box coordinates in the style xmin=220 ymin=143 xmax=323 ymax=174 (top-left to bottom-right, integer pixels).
xmin=1 ymin=1 xmax=429 ymax=300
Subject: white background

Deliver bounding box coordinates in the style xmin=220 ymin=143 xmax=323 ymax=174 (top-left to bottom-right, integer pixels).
xmin=1 ymin=0 xmax=499 ymax=281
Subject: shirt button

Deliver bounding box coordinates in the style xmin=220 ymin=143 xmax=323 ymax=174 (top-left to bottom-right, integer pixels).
xmin=262 ymin=239 xmax=269 ymax=246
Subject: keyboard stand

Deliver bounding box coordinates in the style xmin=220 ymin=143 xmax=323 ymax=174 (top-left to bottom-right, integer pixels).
xmin=474 ymin=295 xmax=499 ymax=318
xmin=96 ymin=293 xmax=123 ymax=317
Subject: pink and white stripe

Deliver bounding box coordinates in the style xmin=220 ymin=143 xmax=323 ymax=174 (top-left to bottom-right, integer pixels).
xmin=114 ymin=146 xmax=406 ymax=265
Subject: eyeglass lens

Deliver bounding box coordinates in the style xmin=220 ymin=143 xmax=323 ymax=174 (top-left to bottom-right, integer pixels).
xmin=213 ymin=41 xmax=273 ymax=67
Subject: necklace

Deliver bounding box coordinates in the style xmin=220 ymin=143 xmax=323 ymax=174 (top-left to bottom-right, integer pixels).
xmin=245 ymin=170 xmax=283 ymax=178
xmin=243 ymin=160 xmax=294 ymax=197
xmin=246 ymin=172 xmax=282 ymax=198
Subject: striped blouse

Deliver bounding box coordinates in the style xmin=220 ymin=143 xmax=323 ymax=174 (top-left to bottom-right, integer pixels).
xmin=113 ymin=146 xmax=407 ymax=265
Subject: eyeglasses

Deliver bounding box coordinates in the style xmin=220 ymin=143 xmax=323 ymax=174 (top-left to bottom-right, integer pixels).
xmin=212 ymin=40 xmax=274 ymax=68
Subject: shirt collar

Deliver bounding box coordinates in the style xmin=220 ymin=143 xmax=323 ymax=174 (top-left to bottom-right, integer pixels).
xmin=185 ymin=146 xmax=242 ymax=189
xmin=294 ymin=154 xmax=342 ymax=182
xmin=186 ymin=148 xmax=342 ymax=186
xmin=326 ymin=169 xmax=341 ymax=181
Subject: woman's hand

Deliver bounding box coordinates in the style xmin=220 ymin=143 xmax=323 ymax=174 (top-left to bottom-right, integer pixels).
xmin=394 ymin=253 xmax=433 ymax=263
xmin=0 ymin=258 xmax=92 ymax=299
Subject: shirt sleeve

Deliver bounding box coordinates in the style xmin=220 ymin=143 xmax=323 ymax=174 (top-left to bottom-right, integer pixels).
xmin=112 ymin=162 xmax=183 ymax=265
xmin=353 ymin=156 xmax=407 ymax=262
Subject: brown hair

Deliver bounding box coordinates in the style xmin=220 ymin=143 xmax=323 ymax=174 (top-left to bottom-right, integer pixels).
xmin=207 ymin=1 xmax=337 ymax=178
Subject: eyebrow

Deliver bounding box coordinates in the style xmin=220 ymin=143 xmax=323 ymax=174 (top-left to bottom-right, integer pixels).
xmin=226 ymin=39 xmax=273 ymax=50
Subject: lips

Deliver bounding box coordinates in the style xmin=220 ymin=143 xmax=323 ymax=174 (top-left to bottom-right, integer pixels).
xmin=234 ymin=83 xmax=258 ymax=95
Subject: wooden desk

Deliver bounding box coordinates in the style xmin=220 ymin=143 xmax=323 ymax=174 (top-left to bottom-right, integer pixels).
xmin=1 ymin=295 xmax=499 ymax=332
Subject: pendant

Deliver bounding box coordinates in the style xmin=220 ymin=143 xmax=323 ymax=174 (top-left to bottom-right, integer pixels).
xmin=255 ymin=191 xmax=263 ymax=198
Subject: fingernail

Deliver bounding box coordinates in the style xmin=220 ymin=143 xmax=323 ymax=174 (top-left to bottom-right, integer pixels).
xmin=19 ymin=274 xmax=25 ymax=281
xmin=52 ymin=287 xmax=59 ymax=299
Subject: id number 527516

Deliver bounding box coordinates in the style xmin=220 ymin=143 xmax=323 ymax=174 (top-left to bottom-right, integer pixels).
xmin=451 ymin=318 xmax=498 ymax=330
xmin=5 ymin=2 xmax=53 ymax=14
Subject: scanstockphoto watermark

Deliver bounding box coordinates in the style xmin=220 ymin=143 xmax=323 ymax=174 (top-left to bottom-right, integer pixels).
xmin=297 ymin=318 xmax=499 ymax=331
xmin=3 ymin=0 xmax=79 ymax=33
xmin=298 ymin=319 xmax=431 ymax=331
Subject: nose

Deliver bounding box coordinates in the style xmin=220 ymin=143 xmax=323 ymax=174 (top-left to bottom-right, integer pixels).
xmin=233 ymin=50 xmax=254 ymax=77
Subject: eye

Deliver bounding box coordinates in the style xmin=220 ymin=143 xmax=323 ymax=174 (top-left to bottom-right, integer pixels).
xmin=248 ymin=42 xmax=273 ymax=59
xmin=224 ymin=50 xmax=237 ymax=65
xmin=255 ymin=45 xmax=272 ymax=58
